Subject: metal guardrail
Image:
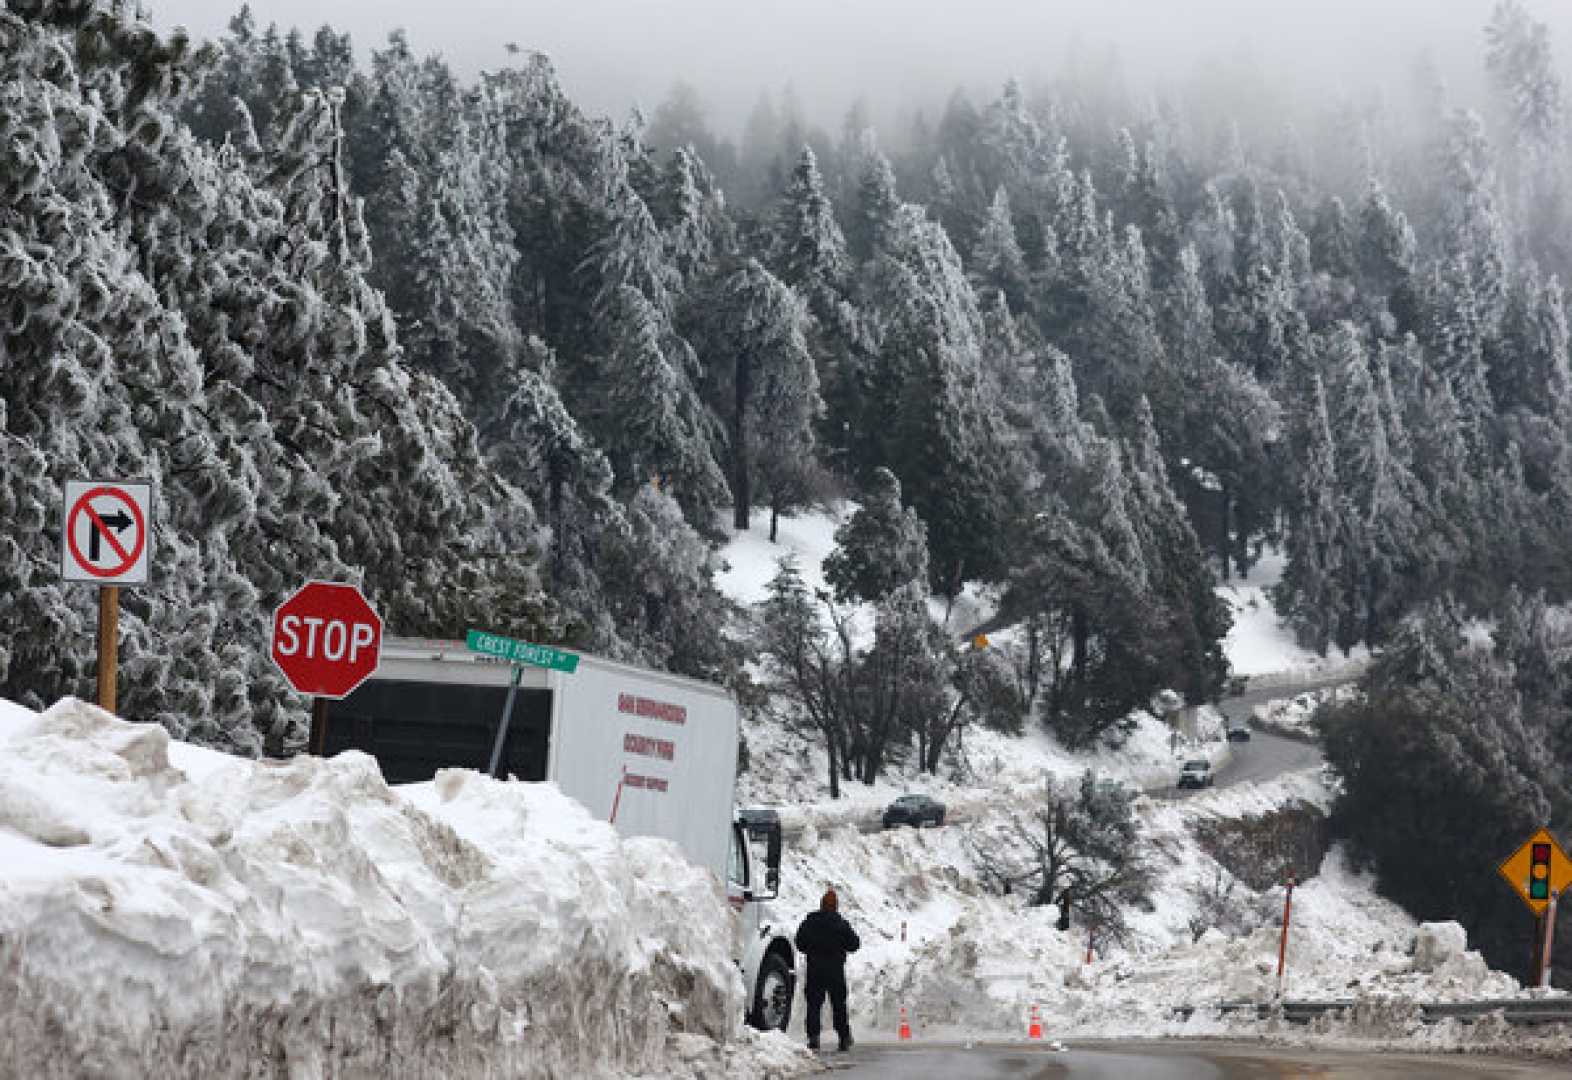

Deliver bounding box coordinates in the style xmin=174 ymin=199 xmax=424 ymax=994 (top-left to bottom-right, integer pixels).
xmin=1171 ymin=998 xmax=1572 ymax=1026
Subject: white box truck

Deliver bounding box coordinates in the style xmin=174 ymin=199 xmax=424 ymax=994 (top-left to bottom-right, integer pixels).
xmin=318 ymin=637 xmax=797 ymax=1031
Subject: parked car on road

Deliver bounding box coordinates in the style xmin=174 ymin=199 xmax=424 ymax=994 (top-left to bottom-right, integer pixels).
xmin=1226 ymin=725 xmax=1252 ymax=742
xmin=882 ymin=794 xmax=946 ymax=828
xmin=1177 ymin=759 xmax=1214 ymax=789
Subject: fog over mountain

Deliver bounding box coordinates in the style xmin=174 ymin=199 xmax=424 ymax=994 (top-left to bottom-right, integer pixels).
xmin=148 ymin=0 xmax=1569 ymax=135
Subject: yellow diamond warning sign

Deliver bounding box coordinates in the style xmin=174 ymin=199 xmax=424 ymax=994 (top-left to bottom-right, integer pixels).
xmin=1498 ymin=828 xmax=1572 ymax=915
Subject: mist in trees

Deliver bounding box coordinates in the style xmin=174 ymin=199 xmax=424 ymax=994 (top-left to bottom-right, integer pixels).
xmin=11 ymin=0 xmax=1572 ymax=897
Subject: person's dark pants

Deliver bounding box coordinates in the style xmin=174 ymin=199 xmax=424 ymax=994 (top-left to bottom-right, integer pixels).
xmin=804 ymin=970 xmax=850 ymax=1046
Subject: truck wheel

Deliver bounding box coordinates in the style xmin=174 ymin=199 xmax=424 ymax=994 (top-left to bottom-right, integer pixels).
xmin=749 ymin=953 xmax=794 ymax=1032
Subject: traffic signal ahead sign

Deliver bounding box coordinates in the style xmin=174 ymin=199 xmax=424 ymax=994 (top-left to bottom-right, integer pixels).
xmin=1498 ymin=828 xmax=1572 ymax=915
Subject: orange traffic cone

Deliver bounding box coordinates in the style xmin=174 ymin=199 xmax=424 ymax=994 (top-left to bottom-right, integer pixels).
xmin=898 ymin=1006 xmax=912 ymax=1041
xmin=1028 ymin=1003 xmax=1043 ymax=1040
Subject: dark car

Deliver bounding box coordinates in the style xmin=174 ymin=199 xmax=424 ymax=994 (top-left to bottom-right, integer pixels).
xmin=1177 ymin=759 xmax=1214 ymax=789
xmin=1226 ymin=725 xmax=1252 ymax=742
xmin=882 ymin=794 xmax=946 ymax=829
xmin=738 ymin=805 xmax=780 ymax=841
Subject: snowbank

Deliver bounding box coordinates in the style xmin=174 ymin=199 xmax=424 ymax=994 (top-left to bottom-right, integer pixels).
xmin=0 ymin=698 xmax=813 ymax=1079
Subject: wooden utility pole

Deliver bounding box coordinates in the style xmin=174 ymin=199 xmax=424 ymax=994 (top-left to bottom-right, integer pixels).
xmin=96 ymin=585 xmax=119 ymax=712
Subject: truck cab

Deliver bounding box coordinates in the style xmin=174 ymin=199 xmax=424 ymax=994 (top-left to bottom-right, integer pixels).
xmin=729 ymin=811 xmax=794 ymax=1030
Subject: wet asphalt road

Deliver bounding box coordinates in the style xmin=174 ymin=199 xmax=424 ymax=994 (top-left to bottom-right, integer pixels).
xmin=1157 ymin=679 xmax=1342 ymax=798
xmin=818 ymin=1040 xmax=1570 ymax=1079
xmin=1161 ymin=727 xmax=1323 ymax=799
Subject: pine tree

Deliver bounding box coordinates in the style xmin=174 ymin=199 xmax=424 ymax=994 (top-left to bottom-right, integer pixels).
xmin=861 ymin=202 xmax=1014 ymax=594
xmin=1485 ymin=0 xmax=1563 ymax=155
xmin=1158 ymin=246 xmax=1279 ymax=579
xmin=1357 ymin=179 xmax=1422 ymax=338
xmin=766 ymin=146 xmax=869 ymax=470
xmin=823 ymin=468 xmax=929 ymax=604
xmin=1275 ymin=376 xmax=1348 ymax=655
xmin=687 ymin=258 xmax=820 ymax=535
xmin=1325 ymin=323 xmax=1420 ymax=646
xmin=846 ymin=136 xmax=900 ymax=262
xmin=971 ymin=186 xmax=1031 ymax=314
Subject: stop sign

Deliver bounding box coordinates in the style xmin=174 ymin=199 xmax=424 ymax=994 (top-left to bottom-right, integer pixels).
xmin=270 ymin=581 xmax=383 ymax=699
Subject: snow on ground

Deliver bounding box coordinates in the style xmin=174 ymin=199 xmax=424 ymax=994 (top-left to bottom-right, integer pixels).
xmin=0 ymin=698 xmax=813 ymax=1079
xmin=721 ymin=509 xmax=1567 ymax=1057
xmin=770 ymin=769 xmax=1542 ymax=1053
xmin=714 ymin=507 xmax=849 ymax=610
xmin=1220 ymin=549 xmax=1371 ymax=685
xmin=1252 ymin=685 xmax=1363 ymax=739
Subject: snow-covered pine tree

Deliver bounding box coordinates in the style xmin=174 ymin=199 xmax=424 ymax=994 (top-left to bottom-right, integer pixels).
xmin=766 ymin=146 xmax=870 ymax=472
xmin=971 ymin=186 xmax=1031 ymax=314
xmin=1124 ymin=398 xmax=1231 ymax=702
xmin=1485 ymin=0 xmax=1563 ymax=157
xmin=1325 ymin=323 xmax=1421 ymax=647
xmin=1357 ymin=179 xmax=1422 ymax=338
xmin=846 ymin=136 xmax=900 ymax=262
xmin=861 ymin=201 xmax=1014 ymax=595
xmin=823 ymin=468 xmax=929 ymax=605
xmin=1275 ymin=375 xmax=1348 ymax=655
xmin=686 ymin=258 xmax=820 ymax=534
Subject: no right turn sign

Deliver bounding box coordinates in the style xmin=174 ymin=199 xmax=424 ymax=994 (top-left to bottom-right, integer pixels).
xmin=61 ymin=480 xmax=153 ymax=586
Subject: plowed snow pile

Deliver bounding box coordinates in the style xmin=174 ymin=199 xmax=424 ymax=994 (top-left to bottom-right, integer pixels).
xmin=0 ymin=697 xmax=811 ymax=1079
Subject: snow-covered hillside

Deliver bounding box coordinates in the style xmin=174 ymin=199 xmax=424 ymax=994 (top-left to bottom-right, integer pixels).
xmin=719 ymin=507 xmax=1564 ymax=1055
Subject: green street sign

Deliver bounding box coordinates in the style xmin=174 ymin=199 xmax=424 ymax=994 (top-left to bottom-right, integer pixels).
xmin=466 ymin=629 xmax=580 ymax=673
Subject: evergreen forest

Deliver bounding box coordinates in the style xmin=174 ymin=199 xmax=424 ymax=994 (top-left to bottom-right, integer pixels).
xmin=4 ymin=0 xmax=1572 ymax=873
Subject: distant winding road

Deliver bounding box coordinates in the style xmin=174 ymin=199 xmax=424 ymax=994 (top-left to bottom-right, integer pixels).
xmin=1157 ymin=675 xmax=1354 ymax=799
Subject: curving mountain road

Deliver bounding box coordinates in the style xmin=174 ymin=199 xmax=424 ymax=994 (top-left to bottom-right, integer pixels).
xmin=1158 ymin=675 xmax=1353 ymax=798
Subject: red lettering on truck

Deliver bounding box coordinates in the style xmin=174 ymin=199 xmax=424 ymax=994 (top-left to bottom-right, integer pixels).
xmin=622 ymin=772 xmax=669 ymax=793
xmin=623 ymin=733 xmax=676 ymax=761
xmin=617 ymin=693 xmax=687 ymax=725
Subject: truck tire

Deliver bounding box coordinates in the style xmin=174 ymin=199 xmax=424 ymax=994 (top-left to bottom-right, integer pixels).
xmin=748 ymin=953 xmax=794 ymax=1032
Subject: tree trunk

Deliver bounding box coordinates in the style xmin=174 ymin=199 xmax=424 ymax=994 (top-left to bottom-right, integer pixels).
xmin=1365 ymin=565 xmax=1379 ymax=646
xmin=1071 ymin=603 xmax=1089 ymax=700
xmin=770 ymin=500 xmax=780 ymax=543
xmin=825 ymin=733 xmax=840 ymax=799
xmin=732 ymin=349 xmax=753 ymax=531
xmin=1218 ymin=482 xmax=1232 ymax=581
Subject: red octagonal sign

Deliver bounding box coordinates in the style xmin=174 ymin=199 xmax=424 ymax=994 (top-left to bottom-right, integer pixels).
xmin=270 ymin=581 xmax=383 ymax=699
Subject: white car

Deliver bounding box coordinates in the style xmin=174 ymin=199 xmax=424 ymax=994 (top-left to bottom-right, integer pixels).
xmin=1177 ymin=759 xmax=1214 ymax=789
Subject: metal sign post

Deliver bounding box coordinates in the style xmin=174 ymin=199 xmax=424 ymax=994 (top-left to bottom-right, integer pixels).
xmin=485 ymin=662 xmax=524 ymax=778
xmin=1542 ymin=891 xmax=1560 ymax=990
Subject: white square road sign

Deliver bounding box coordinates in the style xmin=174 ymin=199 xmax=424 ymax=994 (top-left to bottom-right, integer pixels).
xmin=61 ymin=479 xmax=153 ymax=586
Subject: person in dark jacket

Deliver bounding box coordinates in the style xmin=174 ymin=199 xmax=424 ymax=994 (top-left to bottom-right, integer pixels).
xmin=794 ymin=887 xmax=860 ymax=1051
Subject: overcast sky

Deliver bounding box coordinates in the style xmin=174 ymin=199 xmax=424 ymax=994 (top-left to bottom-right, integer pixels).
xmin=146 ymin=1 xmax=1572 ymax=136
